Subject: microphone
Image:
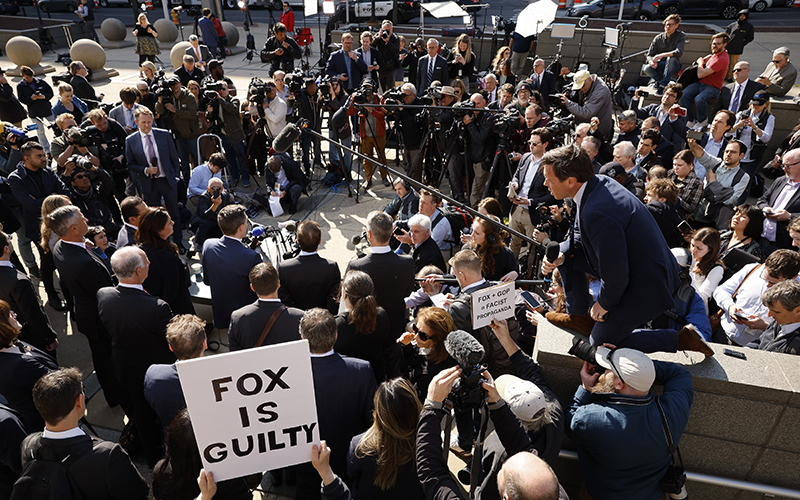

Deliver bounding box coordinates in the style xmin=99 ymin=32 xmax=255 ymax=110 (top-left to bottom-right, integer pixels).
xmin=351 ymin=230 xmax=367 ymax=245
xmin=149 ymin=157 xmax=158 ymax=177
xmin=543 ymin=240 xmax=560 ymax=276
xmin=271 ymin=119 xmax=308 ymax=154
xmin=251 ymin=226 xmax=265 ymax=238
xmin=278 ymin=220 xmax=297 ymax=232
xmin=445 ymin=330 xmax=485 ymax=368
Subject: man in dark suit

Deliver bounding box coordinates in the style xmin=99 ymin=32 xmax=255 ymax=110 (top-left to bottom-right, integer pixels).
xmin=20 ymin=368 xmax=148 ymax=499
xmin=758 ymin=149 xmax=800 ymax=252
xmin=97 ymin=246 xmax=175 ymax=467
xmin=541 ymin=145 xmax=712 ymax=356
xmin=407 ymin=213 xmax=446 ymax=274
xmin=186 ymin=34 xmax=212 ymax=73
xmin=125 ymin=106 xmax=183 ymax=248
xmin=634 ymin=129 xmax=665 ymax=173
xmin=201 ymin=204 xmax=263 ymax=329
xmin=228 ymin=262 xmax=304 ymax=350
xmin=198 ymin=8 xmax=219 ymax=59
xmin=174 ymin=55 xmax=205 ymax=87
xmin=355 ymin=31 xmax=381 ymax=88
xmin=416 ymin=38 xmax=448 ymax=94
xmin=528 ymin=58 xmax=556 ymax=111
xmin=277 ymin=221 xmax=340 ymax=314
xmin=0 ymin=230 xmax=57 ymax=353
xmin=116 ymin=196 xmax=146 ymax=247
xmin=717 ymin=61 xmax=764 ymax=114
xmin=49 ymin=205 xmax=124 ymax=407
xmin=346 ymin=211 xmax=415 ymax=376
xmin=0 ymin=402 xmax=26 ymax=498
xmin=144 ymin=314 xmax=206 ymax=433
xmin=295 ymin=308 xmax=376 ymax=500
xmin=68 ymin=60 xmax=103 ymax=106
xmin=325 ymin=32 xmax=368 ymax=93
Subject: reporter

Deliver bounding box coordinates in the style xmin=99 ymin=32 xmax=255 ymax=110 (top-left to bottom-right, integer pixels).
xmin=347 ymin=378 xmax=423 ymax=499
xmin=397 ymin=306 xmax=457 ymax=400
xmin=461 ymin=215 xmax=518 ymax=282
xmin=446 ymin=34 xmax=476 ymax=84
xmin=136 ymin=207 xmax=195 ymax=314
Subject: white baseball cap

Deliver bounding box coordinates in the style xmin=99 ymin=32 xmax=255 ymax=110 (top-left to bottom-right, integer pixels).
xmin=495 ymin=374 xmax=547 ymax=424
xmin=571 ymin=69 xmax=591 ymax=90
xmin=595 ymin=346 xmax=655 ymax=393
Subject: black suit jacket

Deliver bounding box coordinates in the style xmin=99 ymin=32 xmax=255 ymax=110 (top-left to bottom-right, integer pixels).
xmin=346 ymin=250 xmax=415 ymax=339
xmin=174 ymin=65 xmax=205 ymax=87
xmin=201 ymin=236 xmax=262 ymax=329
xmin=0 ymin=341 xmax=57 ymax=432
xmin=7 ymin=163 xmax=70 ymax=240
xmin=20 ymin=433 xmax=148 ymax=500
xmin=511 ymin=153 xmax=556 ymax=225
xmin=0 ymin=264 xmax=57 ymax=350
xmin=717 ymin=79 xmax=765 ymax=114
xmin=143 ymin=363 xmax=185 ymax=433
xmin=227 ymin=300 xmax=304 ymax=351
xmin=140 ymin=244 xmax=195 ymax=315
xmin=412 ymin=237 xmax=446 ymax=274
xmin=416 ymin=54 xmax=448 ymax=93
xmin=757 ymin=176 xmax=800 ymax=248
xmin=529 ymin=70 xmax=556 ymax=111
xmin=69 ymin=74 xmax=100 ymax=104
xmin=0 ymin=403 xmax=26 ymax=499
xmin=278 ymin=254 xmax=341 ymax=314
xmin=52 ymin=240 xmax=114 ymax=340
xmin=355 ymin=46 xmax=381 ymax=84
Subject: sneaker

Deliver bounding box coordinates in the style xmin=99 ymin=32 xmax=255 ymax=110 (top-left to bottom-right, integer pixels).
xmin=686 ymin=120 xmax=697 ymax=129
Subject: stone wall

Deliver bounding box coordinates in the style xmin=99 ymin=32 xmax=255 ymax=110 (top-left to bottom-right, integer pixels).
xmin=534 ymin=321 xmax=800 ymax=500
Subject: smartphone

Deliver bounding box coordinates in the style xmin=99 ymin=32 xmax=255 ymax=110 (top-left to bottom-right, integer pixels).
xmin=686 ymin=129 xmax=703 ymax=141
xmin=520 ymin=291 xmax=542 ymax=310
xmin=723 ymin=348 xmax=746 ymax=360
xmin=674 ymin=106 xmax=687 ymax=117
xmin=733 ymin=313 xmax=748 ymax=322
xmin=212 ymin=187 xmax=221 ymax=198
xmin=677 ymin=220 xmax=693 ymax=236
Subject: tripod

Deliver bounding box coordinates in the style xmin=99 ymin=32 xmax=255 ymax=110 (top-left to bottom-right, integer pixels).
xmin=243 ymin=21 xmax=257 ymax=62
xmin=480 ymin=138 xmax=515 ymax=205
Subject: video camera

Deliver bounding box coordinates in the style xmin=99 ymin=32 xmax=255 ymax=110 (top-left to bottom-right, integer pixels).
xmin=419 ymin=86 xmax=443 ymax=106
xmin=452 ymin=100 xmax=476 ymax=119
xmin=351 ymin=82 xmax=375 ymax=105
xmin=546 ymin=116 xmax=575 ymax=146
xmin=285 ymin=69 xmax=306 ymax=95
xmin=444 ymin=330 xmax=488 ymax=412
xmin=493 ymin=108 xmax=521 ymax=135
xmin=156 ymin=76 xmax=178 ymax=107
xmin=64 ymin=126 xmax=103 ymax=148
xmin=0 ymin=122 xmax=38 ymax=148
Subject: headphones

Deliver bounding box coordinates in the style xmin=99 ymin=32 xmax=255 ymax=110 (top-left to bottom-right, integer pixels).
xmin=486 ymin=232 xmax=497 ymax=244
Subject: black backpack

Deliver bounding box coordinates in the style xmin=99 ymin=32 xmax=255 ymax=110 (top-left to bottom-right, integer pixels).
xmin=432 ymin=205 xmax=474 ymax=245
xmin=11 ymin=439 xmax=92 ymax=500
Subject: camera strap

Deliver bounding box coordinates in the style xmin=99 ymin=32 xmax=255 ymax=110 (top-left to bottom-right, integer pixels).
xmin=655 ymin=396 xmax=684 ymax=470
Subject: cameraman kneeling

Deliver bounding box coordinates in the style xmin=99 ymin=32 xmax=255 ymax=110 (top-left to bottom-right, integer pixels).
xmin=418 ymin=366 xmax=566 ymax=500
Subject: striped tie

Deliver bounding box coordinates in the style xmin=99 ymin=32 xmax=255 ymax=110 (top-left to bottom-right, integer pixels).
xmin=427 ymin=58 xmax=435 ymax=88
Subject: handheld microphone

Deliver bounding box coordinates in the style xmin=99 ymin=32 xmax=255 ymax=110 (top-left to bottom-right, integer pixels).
xmin=351 ymin=230 xmax=367 ymax=245
xmin=544 ymin=241 xmax=560 ymax=275
xmin=444 ymin=330 xmax=485 ymax=368
xmin=251 ymin=226 xmax=265 ymax=238
xmin=149 ymin=157 xmax=158 ymax=177
xmin=271 ymin=119 xmax=309 ymax=154
xmin=278 ymin=220 xmax=297 ymax=232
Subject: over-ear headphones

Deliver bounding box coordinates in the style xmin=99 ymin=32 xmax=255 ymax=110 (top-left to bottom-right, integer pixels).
xmin=486 ymin=231 xmax=497 ymax=244
xmin=403 ymin=179 xmax=412 ymax=192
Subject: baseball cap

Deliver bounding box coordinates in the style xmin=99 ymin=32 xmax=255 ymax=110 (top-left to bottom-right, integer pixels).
xmin=595 ymin=347 xmax=655 ymax=392
xmin=751 ymin=91 xmax=770 ymax=106
xmin=495 ymin=374 xmax=547 ymax=424
xmin=599 ymin=161 xmax=626 ymax=179
xmin=440 ymin=86 xmax=457 ymax=97
xmin=571 ymin=69 xmax=591 ymax=90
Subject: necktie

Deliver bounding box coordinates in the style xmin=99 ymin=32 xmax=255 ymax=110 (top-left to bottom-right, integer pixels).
xmin=532 ymin=72 xmax=539 ymax=89
xmin=730 ymin=84 xmax=742 ymax=112
xmin=197 ymin=48 xmax=202 ymax=63
xmin=428 ymin=58 xmax=435 ymax=88
xmin=127 ymin=107 xmax=135 ymax=128
xmin=145 ymin=134 xmax=162 ymax=177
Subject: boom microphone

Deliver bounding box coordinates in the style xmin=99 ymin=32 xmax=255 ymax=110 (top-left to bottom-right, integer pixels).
xmin=445 ymin=330 xmax=485 ymax=368
xmin=271 ymin=119 xmax=309 ymax=154
xmin=351 ymin=230 xmax=367 ymax=245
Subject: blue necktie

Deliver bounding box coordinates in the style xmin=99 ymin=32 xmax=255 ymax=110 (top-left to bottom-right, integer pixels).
xmin=730 ymin=84 xmax=742 ymax=113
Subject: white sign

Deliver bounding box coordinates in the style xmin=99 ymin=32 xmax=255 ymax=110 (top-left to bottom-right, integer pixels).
xmin=471 ymin=281 xmax=515 ymax=329
xmin=177 ymin=340 xmax=319 ymax=482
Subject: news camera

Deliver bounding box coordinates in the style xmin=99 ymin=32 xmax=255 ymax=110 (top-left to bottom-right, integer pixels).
xmin=419 ymin=85 xmax=443 ymax=106
xmin=451 ymin=100 xmax=476 ymax=119
xmin=493 ymin=108 xmax=521 ymax=135
xmin=155 ymin=76 xmax=178 ymax=107
xmin=0 ymin=122 xmax=38 ymax=148
xmin=64 ymin=126 xmax=103 ymax=148
xmin=66 ymin=153 xmax=95 ymax=171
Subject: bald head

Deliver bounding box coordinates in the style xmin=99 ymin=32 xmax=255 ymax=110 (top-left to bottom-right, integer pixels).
xmin=498 ymin=452 xmax=559 ymax=500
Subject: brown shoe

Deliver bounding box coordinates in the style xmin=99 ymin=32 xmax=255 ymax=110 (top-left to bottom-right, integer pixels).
xmin=545 ymin=312 xmax=595 ymax=336
xmin=678 ymin=324 xmax=714 ymax=357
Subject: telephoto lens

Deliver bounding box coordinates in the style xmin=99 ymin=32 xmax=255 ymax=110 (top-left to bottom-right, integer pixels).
xmin=568 ymin=338 xmax=605 ymax=374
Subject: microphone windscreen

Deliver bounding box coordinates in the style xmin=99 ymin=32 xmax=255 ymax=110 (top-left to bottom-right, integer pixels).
xmin=272 ymin=123 xmax=302 ymax=154
xmin=252 ymin=226 xmax=264 ymax=237
xmin=444 ymin=330 xmax=485 ymax=368
xmin=351 ymin=234 xmax=362 ymax=245
xmin=546 ymin=240 xmax=560 ymax=263
xmin=150 ymin=157 xmax=158 ymax=166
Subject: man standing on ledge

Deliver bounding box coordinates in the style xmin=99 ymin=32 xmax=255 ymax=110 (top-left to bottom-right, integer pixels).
xmin=541 ymin=145 xmax=712 ymax=356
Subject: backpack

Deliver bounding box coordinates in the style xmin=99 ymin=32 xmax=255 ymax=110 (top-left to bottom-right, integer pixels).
xmin=432 ymin=205 xmax=473 ymax=245
xmin=11 ymin=438 xmax=93 ymax=500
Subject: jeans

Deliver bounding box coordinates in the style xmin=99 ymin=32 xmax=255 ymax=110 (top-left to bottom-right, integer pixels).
xmin=300 ymin=130 xmax=322 ymax=174
xmin=328 ymin=130 xmax=353 ymax=180
xmin=642 ymin=57 xmax=681 ymax=89
xmin=222 ymin=137 xmax=248 ymax=184
xmin=31 ymin=115 xmax=53 ymax=154
xmin=679 ymin=82 xmax=720 ymax=123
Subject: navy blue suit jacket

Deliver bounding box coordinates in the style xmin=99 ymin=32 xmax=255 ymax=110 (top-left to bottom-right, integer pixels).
xmin=201 ymin=235 xmax=262 ymax=328
xmin=125 ymin=128 xmax=180 ymax=195
xmin=198 ymin=16 xmax=218 ymax=49
xmin=325 ymin=49 xmax=368 ymax=91
xmin=416 ymin=54 xmax=448 ymax=93
xmin=0 ymin=341 xmax=57 ymax=432
xmin=635 ymin=103 xmax=688 ymax=148
xmin=143 ymin=363 xmax=186 ymax=432
xmin=561 ymin=175 xmax=680 ymax=325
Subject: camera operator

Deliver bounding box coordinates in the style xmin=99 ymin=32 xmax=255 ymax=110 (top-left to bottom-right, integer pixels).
xmin=82 ymin=108 xmax=129 ymax=215
xmin=260 ymin=22 xmax=302 ymax=75
xmin=320 ymin=77 xmax=352 ymax=175
xmin=387 ymin=83 xmax=425 ymax=180
xmin=0 ymin=70 xmax=27 ymax=129
xmin=374 ymin=20 xmax=400 ymax=92
xmin=558 ymin=70 xmax=614 ymax=141
xmin=463 ymin=93 xmax=498 ymax=206
xmin=136 ymin=81 xmax=156 ymax=114
xmin=508 ymin=105 xmax=546 ymax=158
xmin=200 ymin=60 xmax=236 ymax=97
xmin=347 ymin=79 xmax=388 ymax=189
xmin=294 ymin=77 xmax=323 ymax=177
xmin=68 ymin=61 xmax=104 ymax=108
xmin=16 ymin=66 xmax=54 ymax=154
xmin=49 ymin=114 xmax=101 ymax=178
xmin=404 ymin=37 xmax=427 ymax=93
xmin=205 ymin=81 xmax=248 ymax=187
xmin=67 ymin=168 xmax=118 ymax=238
xmin=190 ymin=177 xmax=233 ymax=251
xmin=155 ymin=77 xmax=199 ymax=182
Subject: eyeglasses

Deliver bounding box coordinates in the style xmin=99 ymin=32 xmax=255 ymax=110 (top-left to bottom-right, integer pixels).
xmin=275 ymin=78 xmax=284 ymax=82
xmin=783 ymin=161 xmax=800 ymax=169
xmin=73 ymin=174 xmax=88 ymax=180
xmin=529 ymin=141 xmax=542 ymax=146
xmin=412 ymin=323 xmax=430 ymax=341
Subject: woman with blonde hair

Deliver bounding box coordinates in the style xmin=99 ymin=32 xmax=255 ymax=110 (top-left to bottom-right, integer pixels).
xmin=51 ymin=83 xmax=88 ymax=125
xmin=347 ymin=377 xmax=423 ymax=499
xmin=140 ymin=60 xmax=157 ymax=87
xmin=450 ymin=78 xmax=468 ymax=102
xmin=133 ymin=13 xmax=160 ymax=65
xmin=447 ymin=34 xmax=476 ymax=84
xmin=492 ymin=46 xmax=511 ymax=72
xmin=39 ymin=194 xmax=72 ymax=311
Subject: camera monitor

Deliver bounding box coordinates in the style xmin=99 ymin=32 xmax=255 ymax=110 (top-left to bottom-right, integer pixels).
xmin=550 ymin=23 xmax=576 ymax=39
xmin=603 ymin=27 xmax=620 ymax=48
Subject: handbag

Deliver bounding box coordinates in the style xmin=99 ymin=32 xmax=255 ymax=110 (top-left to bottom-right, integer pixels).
xmin=655 ymin=397 xmax=688 ymax=499
xmin=677 ymin=64 xmax=700 ymax=87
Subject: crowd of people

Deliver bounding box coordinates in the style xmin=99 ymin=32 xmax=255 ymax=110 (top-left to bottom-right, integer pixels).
xmin=0 ymin=8 xmax=799 ymax=500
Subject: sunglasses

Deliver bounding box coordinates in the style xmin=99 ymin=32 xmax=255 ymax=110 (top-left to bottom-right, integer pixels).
xmin=412 ymin=323 xmax=430 ymax=341
xmin=732 ymin=68 xmax=745 ymax=73
xmin=73 ymin=174 xmax=88 ymax=180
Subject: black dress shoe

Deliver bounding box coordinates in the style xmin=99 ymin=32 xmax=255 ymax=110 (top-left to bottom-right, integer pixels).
xmin=177 ymin=244 xmax=187 ymax=255
xmin=47 ymin=297 xmax=69 ymax=312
